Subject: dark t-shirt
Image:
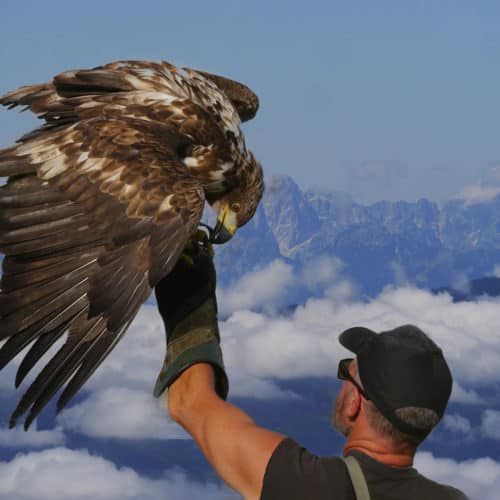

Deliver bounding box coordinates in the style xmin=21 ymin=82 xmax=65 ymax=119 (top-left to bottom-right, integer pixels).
xmin=260 ymin=438 xmax=468 ymax=500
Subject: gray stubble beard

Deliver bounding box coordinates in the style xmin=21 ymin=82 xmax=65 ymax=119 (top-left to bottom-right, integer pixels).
xmin=332 ymin=395 xmax=351 ymax=437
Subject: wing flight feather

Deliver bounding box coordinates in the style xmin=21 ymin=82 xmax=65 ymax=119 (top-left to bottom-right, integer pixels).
xmin=0 ymin=99 xmax=208 ymax=427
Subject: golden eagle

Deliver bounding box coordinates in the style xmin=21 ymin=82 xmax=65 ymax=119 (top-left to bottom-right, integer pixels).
xmin=0 ymin=59 xmax=264 ymax=429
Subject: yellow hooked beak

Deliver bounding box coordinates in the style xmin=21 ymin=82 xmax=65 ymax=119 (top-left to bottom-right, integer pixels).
xmin=211 ymin=204 xmax=237 ymax=244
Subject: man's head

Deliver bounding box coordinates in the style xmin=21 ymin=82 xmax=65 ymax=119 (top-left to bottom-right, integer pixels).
xmin=333 ymin=324 xmax=453 ymax=448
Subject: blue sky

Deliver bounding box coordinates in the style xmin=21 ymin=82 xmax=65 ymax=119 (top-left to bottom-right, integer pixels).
xmin=2 ymin=1 xmax=500 ymax=202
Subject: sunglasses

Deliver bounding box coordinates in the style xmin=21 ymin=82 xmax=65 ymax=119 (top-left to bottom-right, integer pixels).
xmin=337 ymin=358 xmax=370 ymax=400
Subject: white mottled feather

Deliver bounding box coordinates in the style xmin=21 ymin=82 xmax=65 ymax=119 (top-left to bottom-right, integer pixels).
xmin=38 ymin=155 xmax=69 ymax=179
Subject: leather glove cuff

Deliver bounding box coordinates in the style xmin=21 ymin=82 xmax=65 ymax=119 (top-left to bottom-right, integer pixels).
xmin=154 ymin=297 xmax=229 ymax=399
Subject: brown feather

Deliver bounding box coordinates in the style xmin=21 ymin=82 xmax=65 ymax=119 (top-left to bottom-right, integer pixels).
xmin=0 ymin=57 xmax=264 ymax=428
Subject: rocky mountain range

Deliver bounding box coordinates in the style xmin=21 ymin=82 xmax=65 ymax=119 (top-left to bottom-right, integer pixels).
xmin=214 ymin=176 xmax=500 ymax=297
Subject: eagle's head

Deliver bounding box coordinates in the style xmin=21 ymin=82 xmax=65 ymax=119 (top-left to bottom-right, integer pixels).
xmin=209 ymin=154 xmax=264 ymax=244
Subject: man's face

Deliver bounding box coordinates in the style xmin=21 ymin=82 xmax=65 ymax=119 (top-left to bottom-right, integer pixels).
xmin=332 ymin=359 xmax=358 ymax=437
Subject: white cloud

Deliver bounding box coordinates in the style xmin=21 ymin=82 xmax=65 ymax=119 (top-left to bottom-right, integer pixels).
xmin=0 ymin=423 xmax=65 ymax=448
xmin=324 ymin=279 xmax=358 ymax=303
xmin=222 ymin=307 xmax=341 ymax=379
xmin=58 ymin=387 xmax=188 ymax=440
xmin=481 ymin=409 xmax=500 ymax=441
xmin=442 ymin=414 xmax=472 ymax=434
xmin=228 ymin=369 xmax=300 ymax=400
xmin=450 ymin=383 xmax=484 ymax=405
xmin=217 ymin=257 xmax=346 ymax=316
xmin=454 ymin=183 xmax=500 ymax=205
xmin=217 ymin=259 xmax=295 ymax=315
xmin=0 ymin=447 xmax=237 ymax=500
xmin=220 ymin=287 xmax=500 ymax=392
xmin=415 ymin=452 xmax=500 ymax=500
xmin=298 ymin=255 xmax=343 ymax=291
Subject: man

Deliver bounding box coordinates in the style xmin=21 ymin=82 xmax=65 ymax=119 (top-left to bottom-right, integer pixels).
xmin=154 ymin=237 xmax=468 ymax=499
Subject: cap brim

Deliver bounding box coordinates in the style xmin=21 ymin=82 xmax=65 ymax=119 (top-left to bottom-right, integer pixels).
xmin=339 ymin=326 xmax=376 ymax=354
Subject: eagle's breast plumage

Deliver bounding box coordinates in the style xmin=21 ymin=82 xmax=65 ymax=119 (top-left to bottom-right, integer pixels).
xmin=0 ymin=59 xmax=264 ymax=428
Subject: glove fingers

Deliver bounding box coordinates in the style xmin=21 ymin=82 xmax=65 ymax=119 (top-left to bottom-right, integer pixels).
xmin=155 ymin=236 xmax=216 ymax=317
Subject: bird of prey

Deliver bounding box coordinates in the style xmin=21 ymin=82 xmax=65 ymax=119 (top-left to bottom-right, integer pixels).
xmin=0 ymin=59 xmax=264 ymax=429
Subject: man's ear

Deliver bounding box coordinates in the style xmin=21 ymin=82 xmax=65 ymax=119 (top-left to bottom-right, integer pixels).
xmin=346 ymin=387 xmax=363 ymax=421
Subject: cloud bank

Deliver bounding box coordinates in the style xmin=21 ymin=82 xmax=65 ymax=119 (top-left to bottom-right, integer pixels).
xmin=0 ymin=445 xmax=495 ymax=500
xmin=2 ymin=261 xmax=496 ymax=442
xmin=217 ymin=256 xmax=344 ymax=315
xmin=0 ymin=447 xmax=236 ymax=500
xmin=0 ymin=424 xmax=65 ymax=449
xmin=58 ymin=388 xmax=188 ymax=440
xmin=96 ymin=276 xmax=500 ymax=442
xmin=217 ymin=259 xmax=295 ymax=315
xmin=220 ymin=285 xmax=500 ymax=394
xmin=415 ymin=452 xmax=500 ymax=500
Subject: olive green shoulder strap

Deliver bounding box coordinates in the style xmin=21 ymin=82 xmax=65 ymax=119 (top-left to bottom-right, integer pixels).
xmin=343 ymin=455 xmax=371 ymax=500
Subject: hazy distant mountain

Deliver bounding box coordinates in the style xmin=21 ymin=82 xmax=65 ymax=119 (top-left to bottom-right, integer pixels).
xmin=262 ymin=177 xmax=321 ymax=258
xmin=216 ymin=176 xmax=500 ymax=296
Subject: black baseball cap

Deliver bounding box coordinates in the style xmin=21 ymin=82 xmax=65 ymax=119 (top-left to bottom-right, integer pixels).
xmin=339 ymin=324 xmax=452 ymax=437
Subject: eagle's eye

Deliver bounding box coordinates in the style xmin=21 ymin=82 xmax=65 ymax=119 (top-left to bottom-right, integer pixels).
xmin=231 ymin=202 xmax=241 ymax=213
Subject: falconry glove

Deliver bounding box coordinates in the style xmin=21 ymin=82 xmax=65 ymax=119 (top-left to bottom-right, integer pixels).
xmin=153 ymin=231 xmax=228 ymax=399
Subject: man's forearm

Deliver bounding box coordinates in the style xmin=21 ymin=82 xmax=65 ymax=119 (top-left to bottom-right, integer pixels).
xmin=168 ymin=363 xmax=257 ymax=456
xmin=167 ymin=363 xmax=285 ymax=499
xmin=168 ymin=363 xmax=221 ymax=424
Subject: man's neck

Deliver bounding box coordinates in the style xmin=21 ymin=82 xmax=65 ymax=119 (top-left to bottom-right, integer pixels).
xmin=343 ymin=437 xmax=415 ymax=468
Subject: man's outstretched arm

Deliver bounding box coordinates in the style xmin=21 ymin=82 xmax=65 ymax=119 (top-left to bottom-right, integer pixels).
xmin=168 ymin=363 xmax=285 ymax=500
xmin=154 ymin=235 xmax=285 ymax=499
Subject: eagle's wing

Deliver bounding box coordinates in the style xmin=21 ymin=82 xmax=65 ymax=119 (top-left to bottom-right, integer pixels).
xmin=0 ymin=108 xmax=211 ymax=429
xmin=0 ymin=59 xmax=250 ymax=146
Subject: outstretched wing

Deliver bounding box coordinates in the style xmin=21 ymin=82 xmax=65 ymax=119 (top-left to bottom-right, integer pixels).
xmin=0 ymin=59 xmax=251 ymax=148
xmin=0 ymin=114 xmax=206 ymax=429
